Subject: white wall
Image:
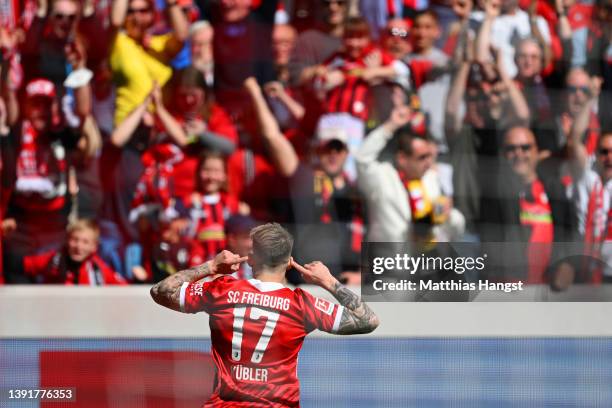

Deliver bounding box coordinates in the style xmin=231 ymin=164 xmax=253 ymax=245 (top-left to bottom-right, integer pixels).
xmin=2 ymin=285 xmax=612 ymax=338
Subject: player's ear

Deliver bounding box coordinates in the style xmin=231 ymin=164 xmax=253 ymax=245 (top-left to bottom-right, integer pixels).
xmin=287 ymin=257 xmax=294 ymax=270
xmin=247 ymin=252 xmax=254 ymax=267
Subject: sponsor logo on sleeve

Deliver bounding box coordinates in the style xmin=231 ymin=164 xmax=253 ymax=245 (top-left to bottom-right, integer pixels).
xmin=314 ymin=298 xmax=334 ymax=315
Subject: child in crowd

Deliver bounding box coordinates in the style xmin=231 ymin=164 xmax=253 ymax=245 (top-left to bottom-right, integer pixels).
xmin=21 ymin=219 xmax=126 ymax=285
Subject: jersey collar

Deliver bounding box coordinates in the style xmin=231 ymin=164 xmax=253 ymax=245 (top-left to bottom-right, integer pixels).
xmin=247 ymin=279 xmax=286 ymax=292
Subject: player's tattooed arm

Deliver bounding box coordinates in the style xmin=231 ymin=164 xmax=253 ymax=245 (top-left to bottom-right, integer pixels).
xmin=329 ymin=281 xmax=380 ymax=335
xmin=291 ymin=259 xmax=379 ymax=334
xmin=150 ymin=261 xmax=214 ymax=311
xmin=150 ymin=250 xmax=247 ymax=312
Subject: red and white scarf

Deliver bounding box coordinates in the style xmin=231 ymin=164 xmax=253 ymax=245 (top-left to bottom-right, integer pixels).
xmin=130 ymin=143 xmax=184 ymax=222
xmin=14 ymin=120 xmax=67 ymax=211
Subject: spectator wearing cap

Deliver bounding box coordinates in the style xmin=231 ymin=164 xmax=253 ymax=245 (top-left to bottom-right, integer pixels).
xmin=356 ymin=105 xmax=465 ymax=244
xmin=20 ymin=0 xmax=93 ymax=122
xmin=1 ymin=79 xmax=89 ymax=282
xmin=224 ymin=214 xmax=258 ymax=280
xmin=278 ymin=115 xmax=364 ymax=284
xmin=15 ymin=219 xmax=127 ymax=285
xmin=109 ymin=0 xmax=189 ymax=126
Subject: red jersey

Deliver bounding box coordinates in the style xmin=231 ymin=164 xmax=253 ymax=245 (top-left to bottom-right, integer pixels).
xmin=188 ymin=192 xmax=239 ymax=260
xmin=24 ymin=250 xmax=127 ymax=285
xmin=180 ymin=276 xmax=344 ymax=407
xmin=322 ymin=46 xmax=395 ymax=121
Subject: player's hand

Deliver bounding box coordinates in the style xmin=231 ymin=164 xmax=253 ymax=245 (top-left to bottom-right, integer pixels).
xmin=291 ymin=259 xmax=336 ymax=290
xmin=210 ymin=250 xmax=248 ymax=275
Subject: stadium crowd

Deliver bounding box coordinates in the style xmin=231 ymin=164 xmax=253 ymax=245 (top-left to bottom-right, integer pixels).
xmin=0 ymin=0 xmax=610 ymax=288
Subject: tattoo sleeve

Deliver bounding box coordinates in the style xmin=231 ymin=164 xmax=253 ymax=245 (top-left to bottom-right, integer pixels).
xmin=329 ymin=281 xmax=379 ymax=335
xmin=150 ymin=262 xmax=213 ymax=312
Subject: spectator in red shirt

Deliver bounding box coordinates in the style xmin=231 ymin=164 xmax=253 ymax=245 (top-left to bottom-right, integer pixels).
xmin=227 ymin=77 xmax=298 ymax=221
xmin=479 ymin=126 xmax=577 ymax=283
xmin=166 ymin=67 xmax=238 ymax=200
xmin=1 ymin=78 xmax=90 ymax=283
xmin=140 ymin=199 xmax=205 ymax=283
xmin=22 ymin=219 xmax=126 ymax=285
xmin=187 ymin=150 xmax=241 ymax=260
xmin=317 ymin=17 xmax=402 ymax=121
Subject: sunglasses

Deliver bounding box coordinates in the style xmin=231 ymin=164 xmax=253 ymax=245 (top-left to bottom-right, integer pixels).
xmin=318 ymin=139 xmax=347 ymax=153
xmin=567 ymin=86 xmax=591 ymax=95
xmin=127 ymin=7 xmax=152 ymax=14
xmin=52 ymin=13 xmax=77 ymax=22
xmin=387 ymin=27 xmax=409 ymax=39
xmin=504 ymin=144 xmax=533 ymax=153
xmin=599 ymin=148 xmax=611 ymax=155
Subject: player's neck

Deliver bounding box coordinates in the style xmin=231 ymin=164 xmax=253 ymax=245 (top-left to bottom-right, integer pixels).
xmin=253 ymin=269 xmax=286 ymax=284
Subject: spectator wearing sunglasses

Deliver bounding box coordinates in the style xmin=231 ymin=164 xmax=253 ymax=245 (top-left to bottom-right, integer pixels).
xmin=479 ymin=126 xmax=577 ymax=284
xmin=109 ymin=0 xmax=189 ymax=126
xmin=283 ymin=116 xmax=364 ymax=285
xmin=21 ymin=0 xmax=92 ymax=121
xmin=381 ymin=18 xmax=412 ymax=60
xmin=556 ymin=68 xmax=601 ymax=163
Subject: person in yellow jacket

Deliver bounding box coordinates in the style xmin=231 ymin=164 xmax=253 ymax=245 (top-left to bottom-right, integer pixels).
xmin=109 ymin=0 xmax=189 ymax=125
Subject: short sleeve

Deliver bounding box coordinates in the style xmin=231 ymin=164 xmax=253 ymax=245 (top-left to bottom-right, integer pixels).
xmin=297 ymin=289 xmax=344 ymax=334
xmin=179 ymin=275 xmax=233 ymax=314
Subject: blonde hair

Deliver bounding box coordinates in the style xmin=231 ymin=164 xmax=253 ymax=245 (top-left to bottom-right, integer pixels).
xmin=66 ymin=219 xmax=100 ymax=242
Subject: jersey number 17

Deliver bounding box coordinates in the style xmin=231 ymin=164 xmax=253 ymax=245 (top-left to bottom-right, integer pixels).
xmin=231 ymin=306 xmax=280 ymax=364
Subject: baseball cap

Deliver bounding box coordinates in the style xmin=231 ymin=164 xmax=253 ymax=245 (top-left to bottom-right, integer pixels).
xmin=225 ymin=215 xmax=258 ymax=235
xmin=25 ymin=79 xmax=56 ymax=99
xmin=315 ymin=116 xmax=350 ymax=147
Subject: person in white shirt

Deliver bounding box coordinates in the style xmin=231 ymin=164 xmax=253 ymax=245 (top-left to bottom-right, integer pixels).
xmin=474 ymin=0 xmax=552 ymax=78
